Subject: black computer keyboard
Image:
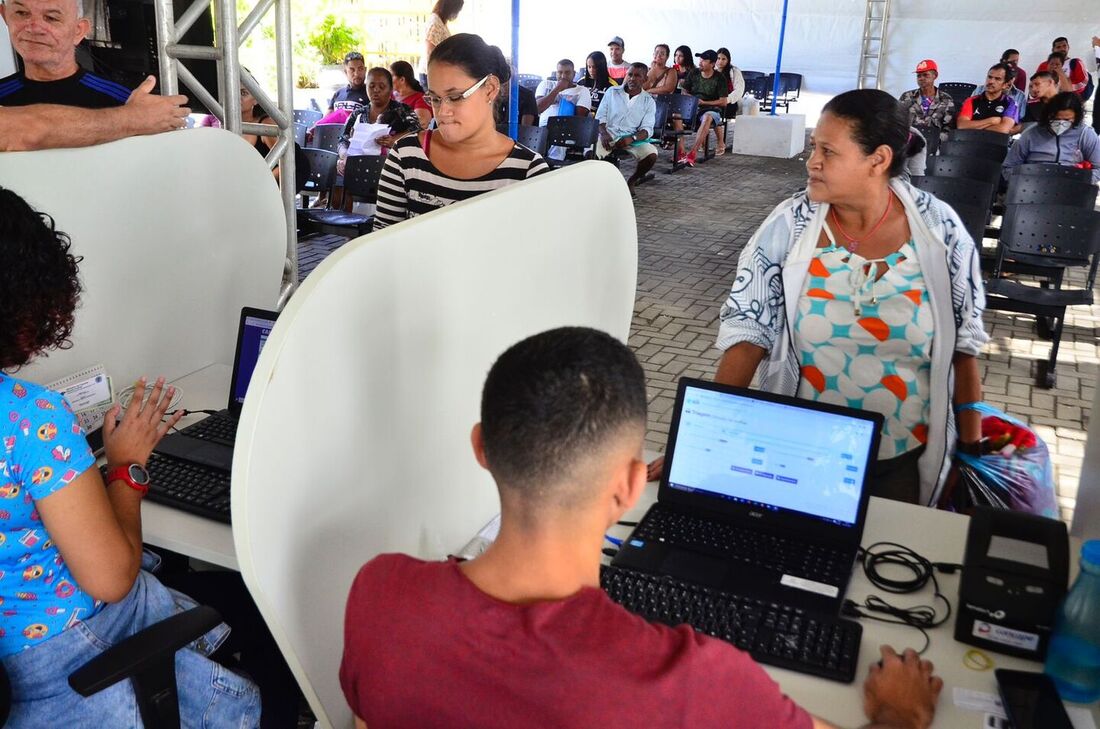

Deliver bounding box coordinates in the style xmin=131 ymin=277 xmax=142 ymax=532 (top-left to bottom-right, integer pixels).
xmin=144 ymin=453 xmax=232 ymax=524
xmin=601 ymin=565 xmax=862 ymax=683
xmin=181 ymin=414 xmax=237 ymax=447
xmin=635 ymin=505 xmax=851 ymax=585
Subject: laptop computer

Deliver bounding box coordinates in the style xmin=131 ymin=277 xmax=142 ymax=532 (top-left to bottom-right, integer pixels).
xmin=612 ymin=377 xmax=882 ymax=615
xmin=152 ymin=306 xmax=278 ymax=471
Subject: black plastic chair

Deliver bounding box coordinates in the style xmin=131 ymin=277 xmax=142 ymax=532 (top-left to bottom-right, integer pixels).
xmin=544 ymin=115 xmax=599 ymax=167
xmin=309 ymin=123 xmax=344 ymax=153
xmin=293 ymin=122 xmax=307 ymax=147
xmin=927 ymin=154 xmax=1003 ymax=187
xmin=938 ymin=140 xmax=1008 ymax=164
xmin=297 ymin=148 xmax=338 ymax=208
xmin=741 ymin=71 xmax=768 ymax=99
xmin=985 ymin=205 xmax=1100 ymax=388
xmin=517 ymin=74 xmax=543 ymax=92
xmin=293 ymin=109 xmax=323 ymax=127
xmin=912 ymin=175 xmax=993 ymax=245
xmin=300 ymin=154 xmax=384 ymax=237
xmin=938 ymin=82 xmax=977 ymax=109
xmin=1005 ymin=175 xmax=1098 ymax=209
xmin=663 ymin=93 xmax=701 ymax=171
xmin=761 ymin=73 xmax=802 ymax=112
xmin=498 ymin=123 xmax=548 ymax=157
xmin=946 ymin=127 xmax=1011 ymax=147
xmin=1007 ymin=163 xmax=1093 ymax=183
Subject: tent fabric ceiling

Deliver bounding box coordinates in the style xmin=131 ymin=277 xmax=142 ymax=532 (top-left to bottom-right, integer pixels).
xmin=471 ymin=0 xmax=1095 ymax=100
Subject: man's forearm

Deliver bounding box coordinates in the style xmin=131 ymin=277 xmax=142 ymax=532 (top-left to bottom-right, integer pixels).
xmin=0 ymin=104 xmax=145 ymax=151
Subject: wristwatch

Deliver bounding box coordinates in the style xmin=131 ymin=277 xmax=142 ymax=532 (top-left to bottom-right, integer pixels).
xmin=105 ymin=463 xmax=151 ymax=496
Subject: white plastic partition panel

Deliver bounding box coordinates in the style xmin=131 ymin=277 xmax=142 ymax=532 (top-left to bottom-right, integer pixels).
xmin=0 ymin=128 xmax=285 ymax=387
xmin=232 ymin=161 xmax=638 ymax=728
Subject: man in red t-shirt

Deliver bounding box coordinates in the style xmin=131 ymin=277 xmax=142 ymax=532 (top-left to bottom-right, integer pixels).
xmin=1035 ymin=38 xmax=1090 ymax=98
xmin=340 ymin=328 xmax=944 ymax=729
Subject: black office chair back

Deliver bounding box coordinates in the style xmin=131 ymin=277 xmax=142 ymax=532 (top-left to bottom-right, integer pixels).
xmin=938 ymin=140 xmax=1009 ymax=163
xmin=517 ymin=74 xmax=543 ymax=91
xmin=926 ymin=155 xmax=1003 ymax=187
xmin=309 ymin=123 xmax=344 ymax=153
xmin=298 ymin=148 xmax=338 ymax=195
xmin=498 ymin=123 xmax=549 ymax=156
xmin=946 ymin=127 xmax=1011 ymax=147
xmin=1005 ymin=175 xmax=1099 ymax=209
xmin=668 ymin=93 xmax=700 ymax=126
xmin=293 ymin=109 xmax=323 ymax=127
xmin=342 ymin=154 xmax=386 ymax=202
xmin=938 ymin=82 xmax=977 ymax=108
xmin=545 ymin=115 xmax=599 ymax=151
xmin=912 ymin=175 xmax=994 ymax=244
xmin=1008 ymin=163 xmax=1093 ymax=183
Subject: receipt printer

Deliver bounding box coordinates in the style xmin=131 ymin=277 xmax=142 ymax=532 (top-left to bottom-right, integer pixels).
xmin=955 ymin=507 xmax=1068 ymax=660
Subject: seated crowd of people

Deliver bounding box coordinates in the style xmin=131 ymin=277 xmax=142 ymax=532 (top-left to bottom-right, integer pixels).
xmin=1 ymin=0 xmax=1097 ymax=725
xmin=898 ymin=36 xmax=1100 ymax=180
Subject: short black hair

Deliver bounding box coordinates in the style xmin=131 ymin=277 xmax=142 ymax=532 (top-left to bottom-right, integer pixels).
xmin=1048 ymin=51 xmax=1067 ymax=64
xmin=987 ymin=63 xmax=1012 ymax=83
xmin=822 ymin=89 xmax=909 ymax=177
xmin=1040 ymin=91 xmax=1084 ymax=128
xmin=557 ymin=58 xmax=574 ymax=69
xmin=1031 ymin=70 xmax=1057 ymax=83
xmin=480 ymin=327 xmax=647 ymax=503
xmin=1000 ymin=48 xmax=1019 ymax=62
xmin=0 ymin=188 xmax=82 ymax=370
xmin=367 ymin=66 xmax=393 ymax=87
xmin=344 ymin=51 xmax=364 ymax=64
xmin=630 ymin=61 xmax=648 ymax=74
xmin=1052 ymin=36 xmax=1068 ymax=47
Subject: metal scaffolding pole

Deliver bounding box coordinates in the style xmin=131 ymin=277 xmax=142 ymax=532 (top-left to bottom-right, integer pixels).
xmin=151 ymin=0 xmax=298 ymax=305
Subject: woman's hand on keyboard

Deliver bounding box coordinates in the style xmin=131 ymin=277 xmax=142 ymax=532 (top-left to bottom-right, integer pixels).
xmin=104 ymin=376 xmax=184 ymax=468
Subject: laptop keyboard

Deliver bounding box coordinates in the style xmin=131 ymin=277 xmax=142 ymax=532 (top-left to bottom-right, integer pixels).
xmin=601 ymin=565 xmax=862 ymax=683
xmin=635 ymin=505 xmax=851 ymax=585
xmin=181 ymin=414 xmax=237 ymax=447
xmin=144 ymin=453 xmax=231 ymax=524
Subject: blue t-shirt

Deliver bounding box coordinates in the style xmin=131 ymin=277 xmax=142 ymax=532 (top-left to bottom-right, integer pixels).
xmin=0 ymin=375 xmax=97 ymax=657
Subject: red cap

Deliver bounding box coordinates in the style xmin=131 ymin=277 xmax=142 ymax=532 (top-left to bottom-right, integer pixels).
xmin=915 ymin=59 xmax=938 ymax=73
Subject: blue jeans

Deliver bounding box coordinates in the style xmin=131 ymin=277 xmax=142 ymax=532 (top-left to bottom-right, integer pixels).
xmin=2 ymin=557 xmax=260 ymax=728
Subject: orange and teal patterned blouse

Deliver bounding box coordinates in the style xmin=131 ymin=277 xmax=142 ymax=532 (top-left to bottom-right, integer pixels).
xmin=794 ymin=240 xmax=933 ymax=459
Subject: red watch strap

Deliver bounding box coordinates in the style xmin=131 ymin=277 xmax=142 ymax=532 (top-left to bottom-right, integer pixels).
xmin=105 ymin=465 xmax=149 ymax=496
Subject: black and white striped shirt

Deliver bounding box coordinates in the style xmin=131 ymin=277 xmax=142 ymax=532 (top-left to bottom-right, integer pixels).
xmin=372 ymin=133 xmax=550 ymax=230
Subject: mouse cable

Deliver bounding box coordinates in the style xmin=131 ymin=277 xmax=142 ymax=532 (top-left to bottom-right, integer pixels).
xmin=841 ymin=541 xmax=955 ymax=655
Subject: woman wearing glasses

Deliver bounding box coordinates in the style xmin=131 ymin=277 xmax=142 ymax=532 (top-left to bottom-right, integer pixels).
xmin=372 ymin=34 xmax=549 ymax=231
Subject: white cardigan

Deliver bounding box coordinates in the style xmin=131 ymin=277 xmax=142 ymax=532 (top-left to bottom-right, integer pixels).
xmin=717 ymin=179 xmax=989 ymax=505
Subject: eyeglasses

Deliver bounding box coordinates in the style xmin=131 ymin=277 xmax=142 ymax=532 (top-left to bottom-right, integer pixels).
xmin=424 ymin=75 xmax=490 ymax=109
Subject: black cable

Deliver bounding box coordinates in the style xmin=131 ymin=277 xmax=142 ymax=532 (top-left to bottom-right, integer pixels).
xmin=841 ymin=541 xmax=955 ymax=655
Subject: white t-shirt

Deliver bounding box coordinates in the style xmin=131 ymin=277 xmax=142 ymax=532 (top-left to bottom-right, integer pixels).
xmin=534 ymin=80 xmax=593 ymax=126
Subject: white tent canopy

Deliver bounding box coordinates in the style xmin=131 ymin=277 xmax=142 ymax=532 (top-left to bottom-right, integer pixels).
xmin=469 ymin=0 xmax=1095 ymax=99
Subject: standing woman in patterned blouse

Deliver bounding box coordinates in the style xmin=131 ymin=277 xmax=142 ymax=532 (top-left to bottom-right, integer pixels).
xmin=419 ymin=0 xmax=465 ymax=82
xmin=372 ymin=34 xmax=549 ymax=230
xmin=649 ymin=90 xmax=988 ymax=507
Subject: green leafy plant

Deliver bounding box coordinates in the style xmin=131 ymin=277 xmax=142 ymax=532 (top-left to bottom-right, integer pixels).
xmin=307 ymin=14 xmax=361 ymax=65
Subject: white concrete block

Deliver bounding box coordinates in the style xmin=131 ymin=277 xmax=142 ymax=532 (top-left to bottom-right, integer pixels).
xmin=732 ymin=114 xmax=807 ymax=159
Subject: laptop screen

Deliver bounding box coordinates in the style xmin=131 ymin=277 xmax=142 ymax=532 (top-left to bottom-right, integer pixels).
xmin=231 ymin=312 xmax=277 ymax=407
xmin=666 ymin=383 xmax=877 ymax=527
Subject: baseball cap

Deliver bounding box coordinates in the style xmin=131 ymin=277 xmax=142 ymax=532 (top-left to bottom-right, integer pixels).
xmin=608 ymin=36 xmax=624 ymax=48
xmin=914 ymin=59 xmax=938 ymax=73
xmin=696 ymin=50 xmax=718 ymax=63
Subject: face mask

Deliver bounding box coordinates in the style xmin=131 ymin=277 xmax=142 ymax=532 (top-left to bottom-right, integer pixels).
xmin=1050 ymin=120 xmax=1073 ymax=136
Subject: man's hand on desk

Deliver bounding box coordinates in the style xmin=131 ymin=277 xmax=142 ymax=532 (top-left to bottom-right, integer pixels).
xmin=860 ymin=646 xmax=942 ymax=729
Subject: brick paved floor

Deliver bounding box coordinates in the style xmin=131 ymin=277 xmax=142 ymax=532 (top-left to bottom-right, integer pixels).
xmin=625 ymin=134 xmax=1096 ymax=525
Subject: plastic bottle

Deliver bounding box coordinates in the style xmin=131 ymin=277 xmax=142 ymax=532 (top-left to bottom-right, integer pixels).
xmin=1044 ymin=539 xmax=1100 ymax=703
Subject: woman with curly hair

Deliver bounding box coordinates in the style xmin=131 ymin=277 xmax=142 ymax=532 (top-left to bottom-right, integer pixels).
xmin=0 ymin=189 xmax=261 ymax=726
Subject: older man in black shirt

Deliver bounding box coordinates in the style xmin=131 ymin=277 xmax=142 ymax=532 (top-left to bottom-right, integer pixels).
xmin=0 ymin=0 xmax=133 ymax=108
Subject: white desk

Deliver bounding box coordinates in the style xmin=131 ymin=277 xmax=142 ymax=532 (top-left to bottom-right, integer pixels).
xmin=612 ymin=467 xmax=1100 ymax=727
xmin=141 ymin=364 xmax=237 ymax=569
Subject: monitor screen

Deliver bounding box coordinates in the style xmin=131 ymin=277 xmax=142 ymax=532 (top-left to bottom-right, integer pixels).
xmin=666 ymin=385 xmax=876 ymax=526
xmin=232 ymin=315 xmax=276 ymax=406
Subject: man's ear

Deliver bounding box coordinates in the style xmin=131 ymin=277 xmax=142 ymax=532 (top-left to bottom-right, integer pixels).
xmin=610 ymin=455 xmax=648 ymax=524
xmin=470 ymin=423 xmax=490 ymax=471
xmin=75 ymin=17 xmax=92 ymax=45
